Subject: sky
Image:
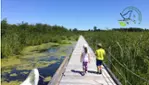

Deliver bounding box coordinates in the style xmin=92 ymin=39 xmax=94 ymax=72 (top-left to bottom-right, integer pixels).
xmin=1 ymin=0 xmax=149 ymax=30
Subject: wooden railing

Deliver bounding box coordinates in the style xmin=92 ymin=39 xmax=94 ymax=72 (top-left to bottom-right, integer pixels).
xmin=103 ymin=63 xmax=122 ymax=85
xmin=48 ymin=56 xmax=70 ymax=85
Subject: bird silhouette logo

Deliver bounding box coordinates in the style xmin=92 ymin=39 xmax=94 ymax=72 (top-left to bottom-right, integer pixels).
xmin=118 ymin=6 xmax=142 ymax=27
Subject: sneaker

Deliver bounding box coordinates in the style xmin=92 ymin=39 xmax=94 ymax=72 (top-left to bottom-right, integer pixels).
xmin=100 ymin=70 xmax=102 ymax=74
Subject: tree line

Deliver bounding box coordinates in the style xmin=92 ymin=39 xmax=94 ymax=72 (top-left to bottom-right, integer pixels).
xmin=1 ymin=19 xmax=149 ymax=58
xmin=1 ymin=19 xmax=78 ymax=58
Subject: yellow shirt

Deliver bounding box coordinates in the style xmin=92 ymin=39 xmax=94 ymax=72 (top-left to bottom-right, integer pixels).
xmin=95 ymin=48 xmax=105 ymax=60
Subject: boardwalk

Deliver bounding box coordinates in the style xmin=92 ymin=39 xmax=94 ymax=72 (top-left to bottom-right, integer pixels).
xmin=59 ymin=36 xmax=116 ymax=85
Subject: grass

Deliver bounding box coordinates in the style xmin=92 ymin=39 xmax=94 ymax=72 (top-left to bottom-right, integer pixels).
xmin=60 ymin=40 xmax=71 ymax=44
xmin=83 ymin=31 xmax=149 ymax=85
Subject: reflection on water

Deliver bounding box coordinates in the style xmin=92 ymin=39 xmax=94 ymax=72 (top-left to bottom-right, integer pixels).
xmin=47 ymin=47 xmax=59 ymax=53
xmin=2 ymin=57 xmax=65 ymax=82
xmin=2 ymin=43 xmax=75 ymax=85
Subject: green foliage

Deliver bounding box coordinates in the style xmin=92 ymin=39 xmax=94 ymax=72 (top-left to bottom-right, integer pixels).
xmin=2 ymin=19 xmax=148 ymax=84
xmin=82 ymin=31 xmax=149 ymax=85
xmin=1 ymin=19 xmax=78 ymax=58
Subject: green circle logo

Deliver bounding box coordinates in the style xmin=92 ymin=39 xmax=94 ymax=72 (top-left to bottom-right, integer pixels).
xmin=118 ymin=6 xmax=142 ymax=27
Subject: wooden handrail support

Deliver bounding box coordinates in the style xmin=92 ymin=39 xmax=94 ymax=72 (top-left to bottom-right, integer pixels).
xmin=48 ymin=56 xmax=69 ymax=85
xmin=103 ymin=63 xmax=122 ymax=85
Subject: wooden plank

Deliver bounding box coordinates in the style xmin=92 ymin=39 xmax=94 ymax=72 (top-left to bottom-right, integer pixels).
xmin=103 ymin=64 xmax=122 ymax=85
xmin=48 ymin=56 xmax=69 ymax=85
xmin=50 ymin=35 xmax=120 ymax=85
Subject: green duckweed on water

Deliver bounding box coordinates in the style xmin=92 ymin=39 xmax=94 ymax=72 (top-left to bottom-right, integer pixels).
xmin=44 ymin=76 xmax=52 ymax=82
xmin=16 ymin=60 xmax=57 ymax=71
xmin=2 ymin=42 xmax=60 ymax=73
xmin=1 ymin=41 xmax=75 ymax=85
xmin=2 ymin=80 xmax=21 ymax=85
xmin=16 ymin=63 xmax=34 ymax=70
xmin=34 ymin=60 xmax=57 ymax=68
xmin=21 ymin=42 xmax=59 ymax=55
xmin=21 ymin=71 xmax=29 ymax=75
xmin=49 ymin=60 xmax=57 ymax=64
xmin=2 ymin=57 xmax=21 ymax=69
xmin=10 ymin=73 xmax=17 ymax=77
xmin=2 ymin=68 xmax=12 ymax=73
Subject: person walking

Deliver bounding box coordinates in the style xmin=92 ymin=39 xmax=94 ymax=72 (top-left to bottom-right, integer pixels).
xmin=80 ymin=44 xmax=90 ymax=74
xmin=95 ymin=43 xmax=106 ymax=74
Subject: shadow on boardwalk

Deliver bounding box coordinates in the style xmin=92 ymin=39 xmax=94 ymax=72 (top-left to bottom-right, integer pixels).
xmin=71 ymin=69 xmax=85 ymax=76
xmin=71 ymin=69 xmax=98 ymax=76
xmin=88 ymin=70 xmax=98 ymax=74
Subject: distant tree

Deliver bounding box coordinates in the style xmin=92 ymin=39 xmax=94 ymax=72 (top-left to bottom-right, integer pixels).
xmin=1 ymin=19 xmax=73 ymax=58
xmin=73 ymin=28 xmax=78 ymax=31
xmin=69 ymin=29 xmax=72 ymax=31
xmin=93 ymin=26 xmax=97 ymax=31
xmin=1 ymin=19 xmax=8 ymax=35
xmin=18 ymin=22 xmax=29 ymax=30
xmin=97 ymin=28 xmax=101 ymax=31
xmin=112 ymin=27 xmax=144 ymax=32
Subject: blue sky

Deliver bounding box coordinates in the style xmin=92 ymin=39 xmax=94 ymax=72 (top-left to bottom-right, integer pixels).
xmin=2 ymin=0 xmax=149 ymax=30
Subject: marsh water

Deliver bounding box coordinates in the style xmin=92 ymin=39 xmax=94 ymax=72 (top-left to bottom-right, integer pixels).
xmin=2 ymin=43 xmax=75 ymax=85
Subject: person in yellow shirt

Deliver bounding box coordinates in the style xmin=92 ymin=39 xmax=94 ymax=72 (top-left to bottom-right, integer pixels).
xmin=95 ymin=43 xmax=106 ymax=74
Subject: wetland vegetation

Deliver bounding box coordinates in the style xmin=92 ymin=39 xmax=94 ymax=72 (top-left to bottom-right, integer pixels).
xmin=1 ymin=19 xmax=77 ymax=85
xmin=1 ymin=19 xmax=149 ymax=85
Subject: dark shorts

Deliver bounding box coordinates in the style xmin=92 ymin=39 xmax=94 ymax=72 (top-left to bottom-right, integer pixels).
xmin=83 ymin=62 xmax=88 ymax=67
xmin=96 ymin=59 xmax=103 ymax=66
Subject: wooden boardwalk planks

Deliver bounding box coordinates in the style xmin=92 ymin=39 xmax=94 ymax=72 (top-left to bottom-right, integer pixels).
xmin=59 ymin=35 xmax=116 ymax=85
